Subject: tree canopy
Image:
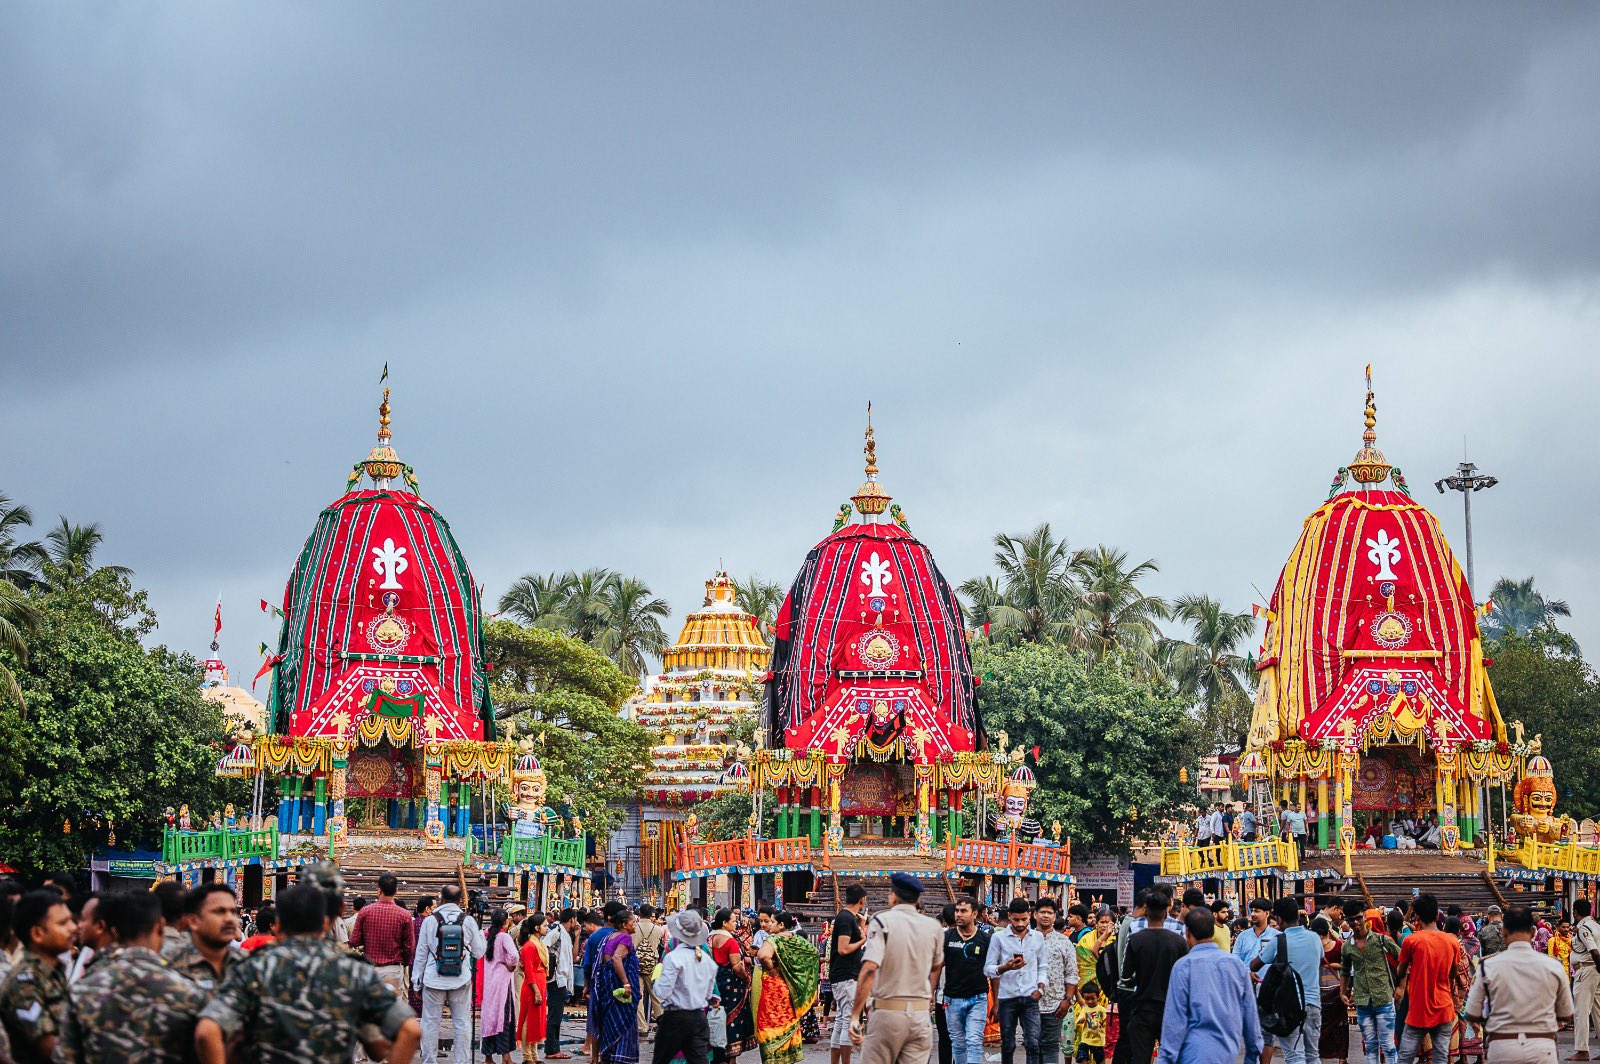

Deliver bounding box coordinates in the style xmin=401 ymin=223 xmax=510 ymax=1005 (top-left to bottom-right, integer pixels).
xmin=1488 ymin=626 xmax=1600 ymax=819
xmin=0 ymin=568 xmax=248 ymax=873
xmin=497 ymin=567 xmax=671 ymax=679
xmin=483 ymin=619 xmax=651 ymax=838
xmin=973 ymin=640 xmax=1199 ymax=853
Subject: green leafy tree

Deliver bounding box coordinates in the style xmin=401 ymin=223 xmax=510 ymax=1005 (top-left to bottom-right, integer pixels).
xmin=973 ymin=641 xmax=1199 ymax=852
xmin=0 ymin=572 xmax=249 ymax=874
xmin=0 ymin=493 xmax=46 ymax=590
xmin=959 ymin=524 xmax=1082 ymax=645
xmin=1484 ymin=577 xmax=1574 ymax=645
xmin=484 ymin=619 xmax=651 ymax=839
xmin=498 ymin=571 xmax=577 ymax=630
xmin=732 ymin=575 xmax=784 ymax=636
xmin=1071 ymin=545 xmax=1169 ymax=672
xmin=0 ymin=580 xmax=37 ymax=708
xmin=42 ymin=518 xmax=132 ymax=593
xmin=597 ymin=576 xmax=671 ymax=678
xmin=1488 ymin=627 xmax=1600 ymax=818
xmin=1162 ymin=594 xmax=1257 ymax=751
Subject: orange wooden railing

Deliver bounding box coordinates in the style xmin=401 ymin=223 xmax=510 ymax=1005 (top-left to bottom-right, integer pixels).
xmin=677 ymin=836 xmax=812 ymax=873
xmin=946 ymin=837 xmax=1071 ymax=878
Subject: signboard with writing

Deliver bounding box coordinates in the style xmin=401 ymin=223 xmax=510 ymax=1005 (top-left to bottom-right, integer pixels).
xmin=106 ymin=859 xmax=160 ymax=878
xmin=1073 ymin=857 xmax=1134 ymax=907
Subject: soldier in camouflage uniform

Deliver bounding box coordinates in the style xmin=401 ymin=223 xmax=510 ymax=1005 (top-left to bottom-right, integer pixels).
xmin=153 ymin=880 xmax=190 ymax=962
xmin=195 ymin=876 xmax=422 ymax=1064
xmin=0 ymin=891 xmax=77 ymax=1064
xmin=58 ymin=891 xmax=210 ymax=1063
xmin=166 ymin=882 xmax=246 ymax=995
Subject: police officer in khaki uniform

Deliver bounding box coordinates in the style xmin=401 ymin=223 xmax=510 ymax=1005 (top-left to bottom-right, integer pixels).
xmin=849 ymin=872 xmax=943 ymax=1064
xmin=1465 ymin=904 xmax=1573 ymax=1063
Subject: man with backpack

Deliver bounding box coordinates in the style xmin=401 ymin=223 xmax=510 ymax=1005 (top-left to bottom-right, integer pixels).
xmin=411 ymin=884 xmax=487 ymax=1064
xmin=1250 ymin=897 xmax=1320 ymax=1064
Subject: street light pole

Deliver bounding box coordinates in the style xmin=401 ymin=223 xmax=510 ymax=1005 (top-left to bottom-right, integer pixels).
xmin=1435 ymin=460 xmax=1498 ymax=595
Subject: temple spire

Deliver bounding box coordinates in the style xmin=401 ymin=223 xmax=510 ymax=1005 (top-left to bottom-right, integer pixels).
xmin=1348 ymin=364 xmax=1393 ymax=487
xmin=851 ymin=402 xmax=892 ymax=519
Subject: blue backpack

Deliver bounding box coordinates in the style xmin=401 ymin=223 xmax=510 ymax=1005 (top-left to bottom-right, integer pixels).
xmin=435 ymin=910 xmax=467 ymax=977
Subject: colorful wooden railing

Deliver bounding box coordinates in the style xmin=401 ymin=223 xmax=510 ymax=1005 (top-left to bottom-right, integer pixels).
xmin=1159 ymin=836 xmax=1299 ymax=878
xmin=1491 ymin=834 xmax=1600 ymax=876
xmin=947 ymin=838 xmax=1072 ymax=878
xmin=677 ymin=836 xmax=813 ymax=873
xmin=162 ymin=828 xmax=279 ymax=867
xmin=474 ymin=834 xmax=587 ymax=869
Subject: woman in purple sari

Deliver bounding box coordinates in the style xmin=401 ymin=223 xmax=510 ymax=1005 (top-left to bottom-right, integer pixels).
xmin=480 ymin=908 xmax=520 ymax=1064
xmin=593 ymin=908 xmax=641 ymax=1064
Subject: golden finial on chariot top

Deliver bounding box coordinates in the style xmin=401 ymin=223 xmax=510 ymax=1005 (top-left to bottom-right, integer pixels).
xmin=1348 ymin=364 xmax=1393 ymax=485
xmin=378 ymin=386 xmax=392 ymax=442
xmin=852 ymin=401 xmax=893 ymax=517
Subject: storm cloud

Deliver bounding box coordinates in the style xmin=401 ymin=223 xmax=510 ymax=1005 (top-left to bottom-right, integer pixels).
xmin=3 ymin=3 xmax=1597 ymax=668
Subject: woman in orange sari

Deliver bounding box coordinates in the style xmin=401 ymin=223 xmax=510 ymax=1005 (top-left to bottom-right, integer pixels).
xmin=519 ymin=912 xmax=552 ymax=1063
xmin=753 ymin=912 xmax=820 ymax=1064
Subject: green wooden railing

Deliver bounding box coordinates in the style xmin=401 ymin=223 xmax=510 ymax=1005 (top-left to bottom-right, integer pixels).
xmin=162 ymin=828 xmax=279 ymax=867
xmin=479 ymin=833 xmax=586 ymax=869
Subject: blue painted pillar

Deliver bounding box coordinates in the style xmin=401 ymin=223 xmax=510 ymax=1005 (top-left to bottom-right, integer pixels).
xmin=455 ymin=781 xmax=471 ymax=837
xmin=312 ymin=777 xmax=328 ymax=836
xmin=388 ymin=799 xmax=401 ymax=829
xmin=295 ymin=777 xmax=311 ymax=833
xmin=406 ymin=800 xmax=419 ymax=830
xmin=277 ymin=778 xmax=293 ymax=833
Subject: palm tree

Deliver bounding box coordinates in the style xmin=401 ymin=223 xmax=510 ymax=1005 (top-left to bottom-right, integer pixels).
xmin=498 ymin=571 xmax=576 ymax=629
xmin=961 ymin=524 xmax=1083 ymax=644
xmin=1071 ymin=545 xmax=1169 ymax=669
xmin=0 ymin=493 xmax=46 ymax=590
xmin=596 ymin=576 xmax=671 ymax=678
xmin=1483 ymin=576 xmax=1572 ymax=642
xmin=956 ymin=575 xmax=1006 ymax=639
xmin=0 ymin=578 xmax=39 ymax=707
xmin=1163 ymin=594 xmax=1257 ymax=749
xmin=41 ymin=518 xmax=131 ymax=591
xmin=561 ymin=567 xmax=618 ymax=644
xmin=732 ymin=575 xmax=785 ymax=637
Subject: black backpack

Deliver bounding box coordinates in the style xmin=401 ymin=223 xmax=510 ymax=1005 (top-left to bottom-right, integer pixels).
xmin=1256 ymin=932 xmax=1307 ymax=1037
xmin=434 ymin=909 xmax=468 ymax=978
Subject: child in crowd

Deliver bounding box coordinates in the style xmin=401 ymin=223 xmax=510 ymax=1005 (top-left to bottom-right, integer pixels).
xmin=1074 ymin=984 xmax=1109 ymax=1064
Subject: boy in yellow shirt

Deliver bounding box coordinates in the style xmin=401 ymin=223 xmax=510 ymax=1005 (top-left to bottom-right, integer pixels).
xmin=1073 ymin=984 xmax=1110 ymax=1063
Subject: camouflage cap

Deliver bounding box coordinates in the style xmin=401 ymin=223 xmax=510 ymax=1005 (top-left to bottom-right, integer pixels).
xmin=298 ymin=861 xmax=347 ymax=895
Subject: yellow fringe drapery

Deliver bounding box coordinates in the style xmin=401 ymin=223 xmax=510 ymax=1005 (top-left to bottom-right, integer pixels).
xmin=254 ymin=735 xmax=333 ymax=775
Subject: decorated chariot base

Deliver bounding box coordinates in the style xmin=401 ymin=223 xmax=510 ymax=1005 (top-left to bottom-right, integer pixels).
xmin=1158 ymin=376 xmax=1600 ymax=913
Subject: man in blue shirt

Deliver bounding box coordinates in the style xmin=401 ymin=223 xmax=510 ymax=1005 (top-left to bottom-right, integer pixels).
xmin=1250 ymin=897 xmax=1322 ymax=1064
xmin=1157 ymin=907 xmax=1262 ymax=1064
xmin=1231 ymin=897 xmax=1279 ymax=969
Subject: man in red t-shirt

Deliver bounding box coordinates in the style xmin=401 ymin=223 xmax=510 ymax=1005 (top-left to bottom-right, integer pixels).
xmin=239 ymin=903 xmax=278 ymax=951
xmin=1394 ymin=894 xmax=1458 ymax=1064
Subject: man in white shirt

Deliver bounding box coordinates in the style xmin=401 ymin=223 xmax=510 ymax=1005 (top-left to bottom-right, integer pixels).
xmin=985 ymin=897 xmax=1047 ymax=1064
xmin=1195 ymin=812 xmax=1212 ymax=846
xmin=545 ymin=908 xmax=579 ymax=1060
xmin=1206 ymin=806 xmax=1225 ymax=844
xmin=410 ymin=885 xmax=488 ymax=1064
xmin=1033 ymin=898 xmax=1078 ymax=1064
xmin=652 ymin=910 xmax=719 ymax=1064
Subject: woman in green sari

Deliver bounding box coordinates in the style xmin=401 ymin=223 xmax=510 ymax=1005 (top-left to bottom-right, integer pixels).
xmin=752 ymin=911 xmax=821 ymax=1064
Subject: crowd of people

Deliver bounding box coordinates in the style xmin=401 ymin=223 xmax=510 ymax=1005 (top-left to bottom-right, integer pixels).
xmin=0 ymin=869 xmax=1597 ymax=1064
xmin=1190 ymin=802 xmax=1454 ymax=852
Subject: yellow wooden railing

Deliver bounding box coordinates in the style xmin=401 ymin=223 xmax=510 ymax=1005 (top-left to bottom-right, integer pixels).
xmin=1159 ymin=835 xmax=1299 ymax=878
xmin=1490 ymin=834 xmax=1600 ymax=876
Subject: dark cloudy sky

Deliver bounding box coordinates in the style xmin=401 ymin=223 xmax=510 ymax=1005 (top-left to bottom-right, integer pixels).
xmin=4 ymin=4 xmax=1598 ymax=676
